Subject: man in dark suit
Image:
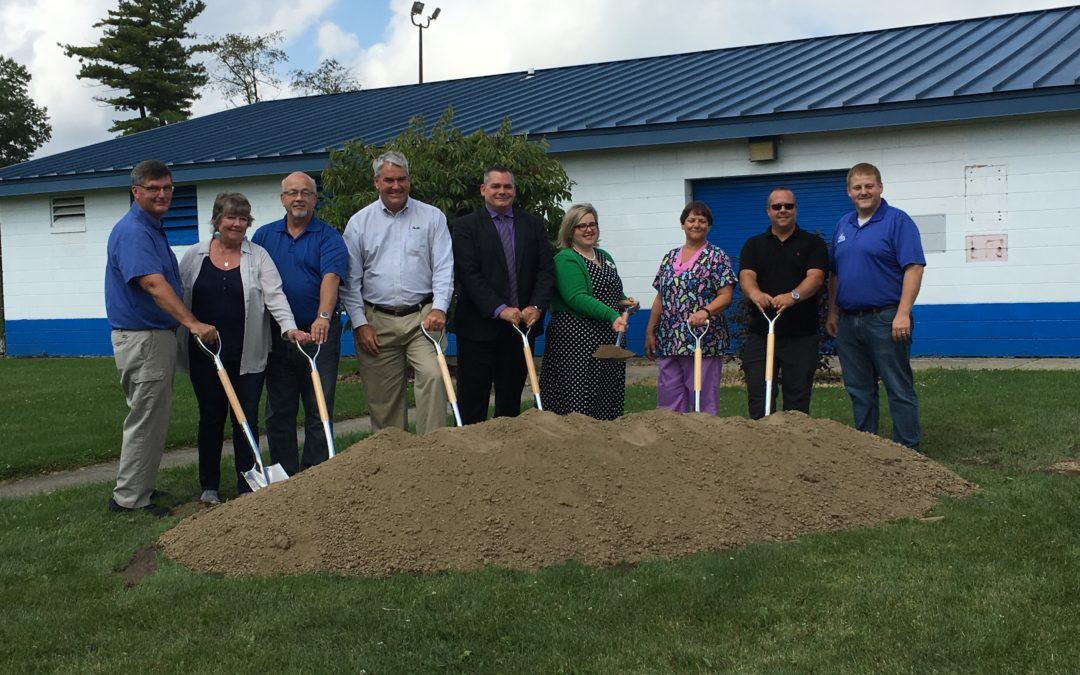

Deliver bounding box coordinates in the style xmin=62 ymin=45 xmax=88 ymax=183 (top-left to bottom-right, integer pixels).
xmin=451 ymin=165 xmax=556 ymax=424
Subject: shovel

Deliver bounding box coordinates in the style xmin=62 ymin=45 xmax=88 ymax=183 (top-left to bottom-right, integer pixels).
xmin=686 ymin=318 xmax=710 ymax=413
xmin=760 ymin=307 xmax=784 ymax=416
xmin=593 ymin=310 xmax=635 ymax=360
xmin=195 ymin=336 xmax=288 ymax=490
xmin=295 ymin=340 xmax=336 ymax=457
xmin=419 ymin=322 xmax=463 ymax=427
xmin=512 ymin=322 xmax=543 ymax=410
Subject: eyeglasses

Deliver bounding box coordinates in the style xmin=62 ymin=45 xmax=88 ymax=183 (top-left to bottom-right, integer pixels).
xmin=769 ymin=203 xmax=796 ymax=211
xmin=282 ymin=189 xmax=316 ymax=198
xmin=137 ymin=184 xmax=174 ymax=194
xmin=574 ymin=222 xmax=599 ymax=231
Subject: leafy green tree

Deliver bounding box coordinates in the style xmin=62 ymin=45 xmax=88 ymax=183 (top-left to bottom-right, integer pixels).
xmin=321 ymin=109 xmax=573 ymax=240
xmin=290 ymin=59 xmax=361 ymax=96
xmin=60 ymin=0 xmax=211 ymax=135
xmin=0 ymin=56 xmax=52 ymax=167
xmin=210 ymin=32 xmax=288 ymax=105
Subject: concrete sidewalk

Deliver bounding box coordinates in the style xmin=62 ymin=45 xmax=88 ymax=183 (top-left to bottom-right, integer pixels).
xmin=2 ymin=356 xmax=1076 ymax=500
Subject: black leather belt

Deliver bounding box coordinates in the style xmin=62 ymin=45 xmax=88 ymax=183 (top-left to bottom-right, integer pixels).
xmin=366 ymin=296 xmax=433 ymax=317
xmin=841 ymin=304 xmax=897 ymax=317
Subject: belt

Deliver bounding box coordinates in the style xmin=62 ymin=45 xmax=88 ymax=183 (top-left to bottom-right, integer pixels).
xmin=841 ymin=304 xmax=897 ymax=317
xmin=366 ymin=295 xmax=434 ymax=317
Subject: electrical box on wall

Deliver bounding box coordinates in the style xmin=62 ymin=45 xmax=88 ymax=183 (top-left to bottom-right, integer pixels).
xmin=966 ymin=234 xmax=1008 ymax=262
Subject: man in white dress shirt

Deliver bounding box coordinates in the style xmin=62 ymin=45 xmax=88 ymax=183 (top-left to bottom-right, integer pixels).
xmin=340 ymin=151 xmax=454 ymax=435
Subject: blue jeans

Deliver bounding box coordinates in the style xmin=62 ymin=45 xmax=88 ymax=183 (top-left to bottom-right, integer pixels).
xmin=835 ymin=308 xmax=921 ymax=448
xmin=264 ymin=318 xmax=341 ymax=475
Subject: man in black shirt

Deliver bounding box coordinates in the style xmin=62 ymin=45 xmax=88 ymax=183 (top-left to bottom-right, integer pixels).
xmin=738 ymin=187 xmax=829 ymax=419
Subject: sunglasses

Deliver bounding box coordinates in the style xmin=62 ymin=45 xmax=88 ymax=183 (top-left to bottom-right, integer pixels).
xmin=769 ymin=203 xmax=796 ymax=211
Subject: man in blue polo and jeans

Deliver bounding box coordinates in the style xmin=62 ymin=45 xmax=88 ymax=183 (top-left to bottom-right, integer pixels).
xmin=826 ymin=162 xmax=926 ymax=449
xmin=105 ymin=159 xmax=218 ymax=516
xmin=252 ymin=171 xmax=348 ymax=475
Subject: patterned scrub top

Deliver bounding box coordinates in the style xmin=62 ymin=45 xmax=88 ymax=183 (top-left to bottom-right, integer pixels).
xmin=652 ymin=243 xmax=737 ymax=357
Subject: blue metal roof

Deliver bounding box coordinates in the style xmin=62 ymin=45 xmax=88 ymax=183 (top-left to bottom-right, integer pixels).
xmin=2 ymin=6 xmax=1078 ymax=196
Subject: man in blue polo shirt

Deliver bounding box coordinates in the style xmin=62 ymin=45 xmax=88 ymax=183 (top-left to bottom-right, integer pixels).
xmin=251 ymin=171 xmax=348 ymax=475
xmin=105 ymin=159 xmax=217 ymax=516
xmin=826 ymin=162 xmax=926 ymax=448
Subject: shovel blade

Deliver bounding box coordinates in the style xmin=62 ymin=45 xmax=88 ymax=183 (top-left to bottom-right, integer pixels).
xmin=265 ymin=463 xmax=290 ymax=484
xmin=242 ymin=468 xmax=269 ymax=491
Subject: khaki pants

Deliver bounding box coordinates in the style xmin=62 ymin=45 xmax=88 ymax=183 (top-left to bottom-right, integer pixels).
xmin=111 ymin=329 xmax=177 ymax=508
xmin=355 ymin=305 xmax=448 ymax=436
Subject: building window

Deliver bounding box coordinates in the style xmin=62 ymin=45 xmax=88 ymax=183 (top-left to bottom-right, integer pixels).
xmin=162 ymin=184 xmax=199 ymax=246
xmin=50 ymin=195 xmax=86 ymax=233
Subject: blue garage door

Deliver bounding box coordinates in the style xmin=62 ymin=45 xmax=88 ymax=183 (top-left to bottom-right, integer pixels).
xmin=692 ymin=170 xmax=850 ymax=354
xmin=693 ymin=170 xmax=849 ymax=263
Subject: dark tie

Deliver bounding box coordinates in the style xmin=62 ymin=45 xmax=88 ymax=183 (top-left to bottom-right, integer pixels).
xmin=495 ymin=215 xmax=518 ymax=306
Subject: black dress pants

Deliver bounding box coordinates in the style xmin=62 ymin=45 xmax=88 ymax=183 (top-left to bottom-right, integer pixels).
xmin=740 ymin=332 xmax=819 ymax=420
xmin=456 ymin=324 xmax=531 ymax=424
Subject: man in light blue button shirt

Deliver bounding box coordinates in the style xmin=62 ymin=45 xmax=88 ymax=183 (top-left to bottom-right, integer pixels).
xmin=340 ymin=151 xmax=453 ymax=435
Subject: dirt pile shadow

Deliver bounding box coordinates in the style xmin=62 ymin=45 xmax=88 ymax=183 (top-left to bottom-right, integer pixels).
xmin=159 ymin=409 xmax=973 ymax=577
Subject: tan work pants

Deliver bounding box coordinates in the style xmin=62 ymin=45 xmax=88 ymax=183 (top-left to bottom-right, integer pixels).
xmin=110 ymin=329 xmax=177 ymax=508
xmin=355 ymin=305 xmax=448 ymax=436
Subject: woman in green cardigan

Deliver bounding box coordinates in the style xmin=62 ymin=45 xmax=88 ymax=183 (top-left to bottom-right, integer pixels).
xmin=539 ymin=203 xmax=635 ymax=420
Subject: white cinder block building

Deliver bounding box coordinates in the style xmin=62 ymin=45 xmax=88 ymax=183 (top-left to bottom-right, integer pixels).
xmin=2 ymin=7 xmax=1079 ymax=356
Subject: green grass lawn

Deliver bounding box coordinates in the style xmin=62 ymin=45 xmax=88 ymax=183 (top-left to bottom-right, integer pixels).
xmin=1 ymin=367 xmax=1079 ymax=670
xmin=0 ymin=357 xmax=371 ymax=480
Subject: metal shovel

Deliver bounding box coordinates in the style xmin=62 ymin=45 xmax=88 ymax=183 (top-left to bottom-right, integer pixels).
xmin=295 ymin=340 xmax=336 ymax=457
xmin=592 ymin=310 xmax=635 ymax=360
xmin=512 ymin=323 xmax=543 ymax=410
xmin=686 ymin=318 xmax=710 ymax=413
xmin=195 ymin=336 xmax=288 ymax=490
xmin=419 ymin=323 xmax=463 ymax=427
xmin=760 ymin=307 xmax=784 ymax=416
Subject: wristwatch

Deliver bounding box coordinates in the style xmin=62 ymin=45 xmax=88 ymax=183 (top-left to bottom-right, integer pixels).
xmin=790 ymin=291 xmax=801 ymax=302
xmin=318 ymin=311 xmax=331 ymax=320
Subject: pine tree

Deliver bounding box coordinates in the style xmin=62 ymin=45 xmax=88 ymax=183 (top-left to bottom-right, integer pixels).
xmin=61 ymin=0 xmax=212 ymax=135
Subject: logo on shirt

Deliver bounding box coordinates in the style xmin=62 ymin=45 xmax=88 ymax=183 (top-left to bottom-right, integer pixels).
xmin=836 ymin=233 xmax=847 ymax=244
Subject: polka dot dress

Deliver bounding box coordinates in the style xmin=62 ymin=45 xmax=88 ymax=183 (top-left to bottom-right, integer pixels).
xmin=540 ymin=252 xmax=626 ymax=420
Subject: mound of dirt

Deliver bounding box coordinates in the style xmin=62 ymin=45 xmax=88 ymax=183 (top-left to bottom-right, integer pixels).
xmin=159 ymin=410 xmax=974 ymax=577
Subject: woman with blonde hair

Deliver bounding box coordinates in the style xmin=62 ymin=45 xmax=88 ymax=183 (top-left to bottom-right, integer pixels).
xmin=539 ymin=203 xmax=635 ymax=420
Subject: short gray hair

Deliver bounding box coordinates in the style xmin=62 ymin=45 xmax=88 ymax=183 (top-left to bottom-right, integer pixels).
xmin=373 ymin=151 xmax=409 ymax=178
xmin=557 ymin=203 xmax=599 ymax=249
xmin=131 ymin=159 xmax=171 ymax=187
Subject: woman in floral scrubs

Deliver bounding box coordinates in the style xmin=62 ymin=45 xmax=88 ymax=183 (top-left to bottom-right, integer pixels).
xmin=644 ymin=201 xmax=736 ymax=414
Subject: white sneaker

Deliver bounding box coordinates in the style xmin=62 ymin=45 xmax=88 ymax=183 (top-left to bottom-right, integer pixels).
xmin=200 ymin=490 xmax=220 ymax=504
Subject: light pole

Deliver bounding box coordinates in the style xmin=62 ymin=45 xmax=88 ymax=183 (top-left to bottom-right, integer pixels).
xmin=410 ymin=2 xmax=441 ymax=84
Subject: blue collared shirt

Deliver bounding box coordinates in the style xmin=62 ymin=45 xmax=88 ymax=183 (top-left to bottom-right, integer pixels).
xmin=830 ymin=199 xmax=926 ymax=310
xmin=251 ymin=215 xmax=349 ymax=326
xmin=104 ymin=203 xmax=184 ymax=330
xmin=339 ymin=197 xmax=454 ymax=327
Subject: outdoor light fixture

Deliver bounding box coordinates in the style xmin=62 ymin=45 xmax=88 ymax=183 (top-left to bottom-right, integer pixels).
xmin=410 ymin=2 xmax=441 ymax=84
xmin=748 ymin=137 xmax=778 ymax=162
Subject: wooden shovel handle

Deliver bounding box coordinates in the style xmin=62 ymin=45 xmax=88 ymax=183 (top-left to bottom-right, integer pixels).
xmin=215 ymin=369 xmax=247 ymax=426
xmin=523 ymin=345 xmax=540 ymax=396
xmin=765 ymin=332 xmax=776 ymax=381
xmin=436 ymin=352 xmax=457 ymax=404
xmin=310 ymin=371 xmax=330 ymax=422
xmin=693 ymin=347 xmax=702 ymax=391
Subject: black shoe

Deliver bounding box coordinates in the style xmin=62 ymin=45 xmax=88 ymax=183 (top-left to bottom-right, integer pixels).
xmin=107 ymin=498 xmax=170 ymax=518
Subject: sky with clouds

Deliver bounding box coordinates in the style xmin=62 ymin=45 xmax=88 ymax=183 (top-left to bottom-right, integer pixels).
xmin=1 ymin=0 xmax=1072 ymax=160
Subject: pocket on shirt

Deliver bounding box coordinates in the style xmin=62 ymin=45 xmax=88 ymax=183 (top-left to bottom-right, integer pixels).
xmin=406 ymin=227 xmax=430 ymax=260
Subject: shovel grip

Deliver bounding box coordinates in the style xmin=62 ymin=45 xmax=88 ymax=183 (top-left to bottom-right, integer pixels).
xmin=523 ymin=345 xmax=541 ymax=396
xmin=436 ymin=353 xmax=457 ymax=404
xmin=310 ymin=371 xmax=330 ymax=422
xmin=693 ymin=347 xmax=702 ymax=391
xmin=215 ymin=369 xmax=247 ymax=425
xmin=765 ymin=332 xmax=776 ymax=381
